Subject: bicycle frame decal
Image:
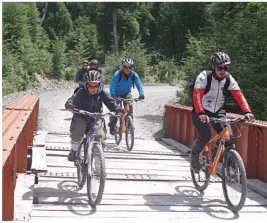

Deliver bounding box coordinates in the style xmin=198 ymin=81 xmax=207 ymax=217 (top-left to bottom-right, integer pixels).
xmin=125 ymin=104 xmax=130 ymax=112
xmin=90 ymin=120 xmax=98 ymax=135
xmin=200 ymin=126 xmax=230 ymax=175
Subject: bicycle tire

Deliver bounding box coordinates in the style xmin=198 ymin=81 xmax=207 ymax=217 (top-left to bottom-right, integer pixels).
xmin=76 ymin=140 xmax=87 ymax=188
xmin=87 ymin=143 xmax=106 ymax=207
xmin=190 ymin=151 xmax=210 ymax=192
xmin=125 ymin=116 xmax=134 ymax=151
xmin=114 ymin=124 xmax=122 ymax=145
xmin=222 ymin=148 xmax=247 ymax=212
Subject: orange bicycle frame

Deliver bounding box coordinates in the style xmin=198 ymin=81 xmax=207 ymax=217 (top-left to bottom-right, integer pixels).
xmin=120 ymin=104 xmax=130 ymax=133
xmin=199 ymin=126 xmax=231 ymax=175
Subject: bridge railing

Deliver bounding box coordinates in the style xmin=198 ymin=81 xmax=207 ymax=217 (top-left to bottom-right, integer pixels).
xmin=164 ymin=104 xmax=267 ymax=183
xmin=2 ymin=95 xmax=39 ymax=221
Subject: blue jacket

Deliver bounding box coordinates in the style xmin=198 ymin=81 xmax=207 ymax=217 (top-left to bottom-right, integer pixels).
xmin=109 ymin=70 xmax=144 ymax=96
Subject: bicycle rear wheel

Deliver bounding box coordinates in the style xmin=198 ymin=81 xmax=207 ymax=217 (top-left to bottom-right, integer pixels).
xmin=190 ymin=150 xmax=210 ymax=192
xmin=76 ymin=140 xmax=87 ymax=188
xmin=87 ymin=143 xmax=106 ymax=207
xmin=222 ymin=148 xmax=247 ymax=212
xmin=125 ymin=116 xmax=134 ymax=151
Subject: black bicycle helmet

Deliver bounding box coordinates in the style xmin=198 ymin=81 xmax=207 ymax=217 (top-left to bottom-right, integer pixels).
xmin=211 ymin=52 xmax=231 ymax=66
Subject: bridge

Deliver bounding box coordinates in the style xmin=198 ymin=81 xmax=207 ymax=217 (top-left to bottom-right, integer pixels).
xmin=2 ymin=94 xmax=267 ymax=221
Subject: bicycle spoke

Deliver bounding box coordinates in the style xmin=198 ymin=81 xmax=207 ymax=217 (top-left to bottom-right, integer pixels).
xmin=224 ymin=156 xmax=242 ymax=205
xmin=77 ymin=143 xmax=87 ymax=188
xmin=87 ymin=144 xmax=106 ymax=207
xmin=190 ymin=150 xmax=210 ymax=192
xmin=89 ymin=155 xmax=101 ymax=202
xmin=222 ymin=149 xmax=247 ymax=212
xmin=125 ymin=116 xmax=134 ymax=151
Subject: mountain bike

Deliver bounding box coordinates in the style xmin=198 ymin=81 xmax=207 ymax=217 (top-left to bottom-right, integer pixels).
xmin=190 ymin=116 xmax=248 ymax=212
xmin=113 ymin=97 xmax=142 ymax=151
xmin=72 ymin=108 xmax=118 ymax=207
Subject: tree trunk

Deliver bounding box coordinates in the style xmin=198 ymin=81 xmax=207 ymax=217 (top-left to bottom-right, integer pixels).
xmin=40 ymin=2 xmax=48 ymax=27
xmin=113 ymin=7 xmax=119 ymax=54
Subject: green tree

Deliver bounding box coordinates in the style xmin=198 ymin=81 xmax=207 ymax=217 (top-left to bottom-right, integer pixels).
xmin=52 ymin=38 xmax=67 ymax=78
xmin=2 ymin=3 xmax=29 ymax=52
xmin=44 ymin=2 xmax=73 ymax=40
xmin=180 ymin=2 xmax=267 ymax=120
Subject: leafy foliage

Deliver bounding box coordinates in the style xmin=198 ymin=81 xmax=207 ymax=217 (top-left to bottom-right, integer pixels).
xmin=2 ymin=2 xmax=267 ymax=121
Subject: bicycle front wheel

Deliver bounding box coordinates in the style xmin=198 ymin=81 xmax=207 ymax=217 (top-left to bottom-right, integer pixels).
xmin=87 ymin=143 xmax=106 ymax=207
xmin=222 ymin=148 xmax=247 ymax=212
xmin=125 ymin=116 xmax=134 ymax=151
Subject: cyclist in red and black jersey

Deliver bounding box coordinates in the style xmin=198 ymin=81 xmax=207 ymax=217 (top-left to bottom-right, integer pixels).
xmin=191 ymin=52 xmax=255 ymax=171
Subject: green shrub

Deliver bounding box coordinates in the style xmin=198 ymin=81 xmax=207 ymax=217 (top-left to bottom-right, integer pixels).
xmin=64 ymin=67 xmax=77 ymax=80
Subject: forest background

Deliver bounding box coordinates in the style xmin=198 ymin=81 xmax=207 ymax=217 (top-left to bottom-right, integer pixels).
xmin=2 ymin=2 xmax=267 ymax=120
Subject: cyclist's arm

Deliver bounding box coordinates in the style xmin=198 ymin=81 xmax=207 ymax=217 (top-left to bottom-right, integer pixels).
xmin=65 ymin=89 xmax=83 ymax=110
xmin=227 ymin=75 xmax=251 ymax=113
xmin=193 ymin=72 xmax=207 ymax=115
xmin=101 ymin=90 xmax=121 ymax=112
xmin=109 ymin=71 xmax=120 ymax=96
xmin=133 ymin=72 xmax=144 ymax=96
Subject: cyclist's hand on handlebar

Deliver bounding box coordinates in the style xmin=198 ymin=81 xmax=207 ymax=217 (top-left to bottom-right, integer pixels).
xmin=66 ymin=104 xmax=75 ymax=112
xmin=139 ymin=95 xmax=145 ymax=100
xmin=111 ymin=94 xmax=118 ymax=100
xmin=199 ymin=114 xmax=209 ymax=123
xmin=245 ymin=113 xmax=255 ymax=122
xmin=116 ymin=108 xmax=126 ymax=115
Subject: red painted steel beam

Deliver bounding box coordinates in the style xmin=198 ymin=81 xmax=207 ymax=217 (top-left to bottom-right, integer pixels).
xmin=2 ymin=95 xmax=39 ymax=221
xmin=165 ymin=104 xmax=267 ymax=182
xmin=5 ymin=95 xmax=39 ymax=111
xmin=259 ymin=128 xmax=267 ymax=182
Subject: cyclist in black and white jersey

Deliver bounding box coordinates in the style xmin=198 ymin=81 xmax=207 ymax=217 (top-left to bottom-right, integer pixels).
xmin=191 ymin=52 xmax=255 ymax=171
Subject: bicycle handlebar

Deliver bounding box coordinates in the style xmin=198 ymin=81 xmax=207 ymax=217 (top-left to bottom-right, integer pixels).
xmin=72 ymin=108 xmax=119 ymax=117
xmin=115 ymin=97 xmax=142 ymax=103
xmin=209 ymin=117 xmax=247 ymax=124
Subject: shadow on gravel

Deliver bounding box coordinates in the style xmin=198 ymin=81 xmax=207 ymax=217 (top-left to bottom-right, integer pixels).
xmin=152 ymin=130 xmax=167 ymax=140
xmin=64 ymin=118 xmax=73 ymax=121
xmin=143 ymin=185 xmax=239 ymax=220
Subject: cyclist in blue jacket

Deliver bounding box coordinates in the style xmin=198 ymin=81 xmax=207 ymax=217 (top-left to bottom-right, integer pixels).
xmin=108 ymin=58 xmax=145 ymax=135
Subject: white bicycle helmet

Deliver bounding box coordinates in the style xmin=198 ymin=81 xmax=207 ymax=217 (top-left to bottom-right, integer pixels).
xmin=85 ymin=70 xmax=101 ymax=84
xmin=211 ymin=52 xmax=231 ymax=65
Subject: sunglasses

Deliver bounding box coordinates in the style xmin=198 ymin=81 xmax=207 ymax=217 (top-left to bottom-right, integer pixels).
xmin=123 ymin=66 xmax=131 ymax=69
xmin=87 ymin=84 xmax=99 ymax=89
xmin=216 ymin=66 xmax=228 ymax=71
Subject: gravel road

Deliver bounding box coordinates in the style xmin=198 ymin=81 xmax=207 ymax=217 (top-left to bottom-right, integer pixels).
xmin=3 ymin=84 xmax=183 ymax=140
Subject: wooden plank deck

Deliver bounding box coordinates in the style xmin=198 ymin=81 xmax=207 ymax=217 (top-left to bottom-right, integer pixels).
xmin=27 ymin=133 xmax=267 ymax=221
